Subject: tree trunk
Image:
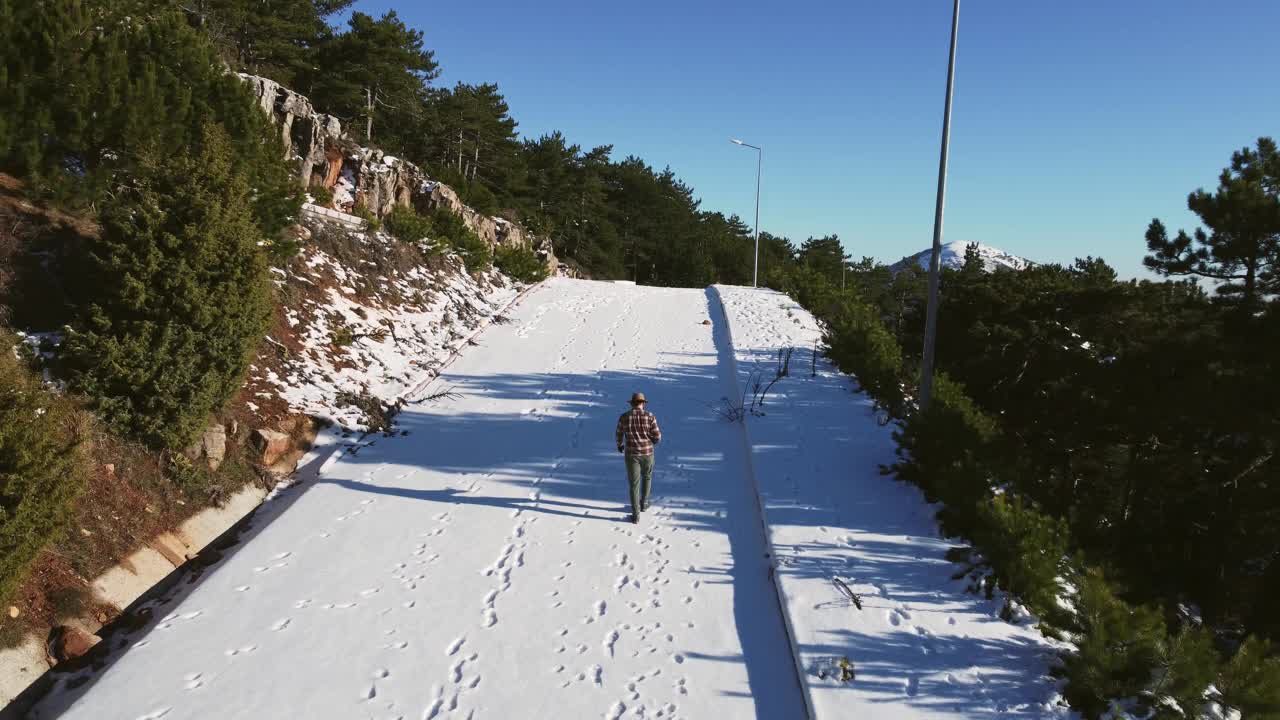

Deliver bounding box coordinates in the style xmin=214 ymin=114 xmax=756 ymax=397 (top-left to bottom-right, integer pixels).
xmin=1119 ymin=444 xmax=1138 ymax=522
xmin=1245 ymin=248 xmax=1258 ymax=307
xmin=365 ymin=87 xmax=374 ymax=141
xmin=471 ymin=143 xmax=480 ymax=184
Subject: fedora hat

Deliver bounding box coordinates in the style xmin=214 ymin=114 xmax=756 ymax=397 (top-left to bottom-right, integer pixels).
xmin=630 ymin=392 xmax=647 ymax=405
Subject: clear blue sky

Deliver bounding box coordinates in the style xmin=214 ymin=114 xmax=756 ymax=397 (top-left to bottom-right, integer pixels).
xmin=338 ymin=0 xmax=1279 ymax=277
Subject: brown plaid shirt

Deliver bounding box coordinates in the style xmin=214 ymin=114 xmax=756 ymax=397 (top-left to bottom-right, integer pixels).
xmin=616 ymin=408 xmax=662 ymax=456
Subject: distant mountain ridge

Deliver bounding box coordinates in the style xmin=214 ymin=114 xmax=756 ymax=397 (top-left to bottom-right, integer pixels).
xmin=890 ymin=241 xmax=1034 ymax=274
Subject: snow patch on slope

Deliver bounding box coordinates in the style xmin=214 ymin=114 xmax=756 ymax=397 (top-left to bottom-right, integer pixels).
xmin=245 ymin=229 xmax=520 ymax=431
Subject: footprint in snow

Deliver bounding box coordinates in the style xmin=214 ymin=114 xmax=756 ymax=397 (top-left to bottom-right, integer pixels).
xmin=905 ymin=675 xmax=920 ymax=696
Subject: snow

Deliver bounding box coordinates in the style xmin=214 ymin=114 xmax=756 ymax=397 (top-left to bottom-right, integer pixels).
xmin=892 ymin=240 xmax=1034 ymax=274
xmin=30 ymin=279 xmax=1072 ymax=720
xmin=12 ymin=330 xmax=66 ymax=389
xmin=331 ymin=167 xmax=357 ymax=211
xmin=252 ymin=240 xmax=520 ymax=431
xmin=714 ymin=284 xmax=1073 ymax=719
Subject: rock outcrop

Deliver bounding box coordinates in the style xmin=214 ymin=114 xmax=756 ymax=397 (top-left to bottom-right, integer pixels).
xmin=182 ymin=423 xmax=227 ymax=471
xmin=251 ymin=429 xmax=291 ymax=468
xmin=239 ymin=74 xmax=557 ymax=272
xmin=199 ymin=424 xmax=227 ymax=471
xmin=46 ymin=625 xmax=100 ymax=665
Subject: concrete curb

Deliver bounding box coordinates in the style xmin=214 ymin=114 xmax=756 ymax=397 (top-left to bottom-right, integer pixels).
xmin=708 ymin=285 xmax=818 ymax=720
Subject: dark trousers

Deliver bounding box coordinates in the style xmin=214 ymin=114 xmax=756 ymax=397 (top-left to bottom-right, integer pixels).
xmin=625 ymin=453 xmax=654 ymax=515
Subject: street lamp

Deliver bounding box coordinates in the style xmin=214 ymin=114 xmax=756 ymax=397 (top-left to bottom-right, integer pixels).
xmin=919 ymin=0 xmax=960 ymax=412
xmin=731 ymin=138 xmax=762 ymax=288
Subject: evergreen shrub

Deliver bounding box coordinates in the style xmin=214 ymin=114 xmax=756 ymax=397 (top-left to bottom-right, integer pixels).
xmin=822 ymin=296 xmax=905 ymax=413
xmin=431 ymin=208 xmax=491 ymax=269
xmin=63 ymin=126 xmax=271 ymax=450
xmin=495 ymin=244 xmax=548 ymax=283
xmin=384 ymin=205 xmax=433 ymax=243
xmin=0 ymin=332 xmax=90 ymax=606
xmin=891 ymin=373 xmax=998 ymax=539
xmin=1062 ymin=571 xmax=1168 ymax=717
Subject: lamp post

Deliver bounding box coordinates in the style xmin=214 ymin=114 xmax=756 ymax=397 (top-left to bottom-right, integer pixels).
xmin=731 ymin=138 xmax=762 ymax=287
xmin=919 ymin=0 xmax=960 ymax=412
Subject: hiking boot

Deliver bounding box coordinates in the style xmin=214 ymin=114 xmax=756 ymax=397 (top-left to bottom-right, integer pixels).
xmin=641 ymin=502 xmax=650 ymax=511
xmin=630 ymin=513 xmax=640 ymax=524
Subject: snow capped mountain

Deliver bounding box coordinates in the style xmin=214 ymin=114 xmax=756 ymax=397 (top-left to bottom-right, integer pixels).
xmin=890 ymin=241 xmax=1034 ymax=274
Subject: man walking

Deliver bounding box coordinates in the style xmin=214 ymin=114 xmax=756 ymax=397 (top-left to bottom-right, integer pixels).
xmin=616 ymin=392 xmax=662 ymax=523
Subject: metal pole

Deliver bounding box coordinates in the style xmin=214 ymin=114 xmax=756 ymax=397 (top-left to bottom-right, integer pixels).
xmin=919 ymin=0 xmax=960 ymax=412
xmin=732 ymin=139 xmax=763 ymax=288
xmin=752 ymin=146 xmax=761 ymax=288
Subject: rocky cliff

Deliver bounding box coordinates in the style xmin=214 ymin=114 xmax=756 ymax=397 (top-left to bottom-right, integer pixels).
xmin=239 ymin=74 xmax=554 ymax=268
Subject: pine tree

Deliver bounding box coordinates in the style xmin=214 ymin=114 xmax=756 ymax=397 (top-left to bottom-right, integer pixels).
xmin=758 ymin=232 xmax=799 ymax=289
xmin=1063 ymin=571 xmax=1168 ymax=717
xmin=423 ymin=82 xmax=521 ymax=201
xmin=307 ymin=10 xmax=438 ymax=148
xmin=1147 ymin=624 xmax=1220 ymax=716
xmin=960 ymin=241 xmax=985 ymax=276
xmin=973 ymin=495 xmax=1070 ymax=618
xmin=798 ymin=234 xmax=849 ymax=286
xmin=64 ymin=125 xmax=272 ymax=450
xmin=0 ymin=1 xmax=301 ymax=236
xmin=187 ymin=0 xmax=356 ymax=87
xmin=1218 ymin=636 xmax=1280 ymax=719
xmin=1144 ymin=138 xmax=1280 ymax=308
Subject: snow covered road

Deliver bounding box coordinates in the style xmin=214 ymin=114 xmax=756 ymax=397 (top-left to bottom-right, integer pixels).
xmin=29 ymin=278 xmax=1070 ymax=720
xmin=35 ymin=279 xmax=806 ymax=720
